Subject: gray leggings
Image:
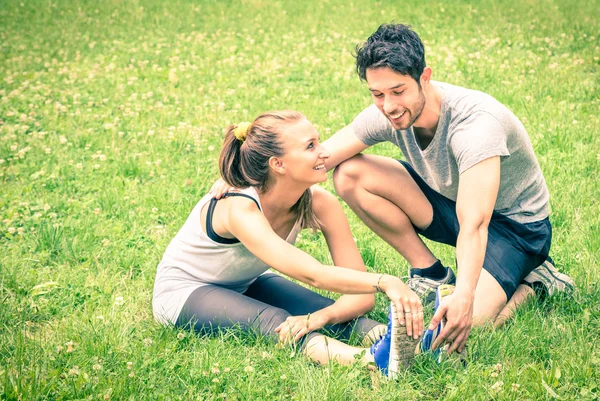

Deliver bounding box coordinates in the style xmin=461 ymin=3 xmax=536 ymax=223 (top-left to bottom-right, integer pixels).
xmin=176 ymin=273 xmax=382 ymax=349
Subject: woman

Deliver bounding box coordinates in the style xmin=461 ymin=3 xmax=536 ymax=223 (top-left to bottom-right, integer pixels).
xmin=152 ymin=111 xmax=423 ymax=377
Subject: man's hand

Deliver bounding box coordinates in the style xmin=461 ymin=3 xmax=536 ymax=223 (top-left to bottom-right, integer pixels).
xmin=209 ymin=178 xmax=233 ymax=199
xmin=274 ymin=313 xmax=328 ymax=344
xmin=428 ymin=289 xmax=474 ymax=354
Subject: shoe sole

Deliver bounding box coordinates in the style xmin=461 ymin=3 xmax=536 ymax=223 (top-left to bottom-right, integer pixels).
xmin=388 ymin=303 xmax=419 ymax=378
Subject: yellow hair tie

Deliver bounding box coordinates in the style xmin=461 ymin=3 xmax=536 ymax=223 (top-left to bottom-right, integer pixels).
xmin=234 ymin=122 xmax=251 ymax=142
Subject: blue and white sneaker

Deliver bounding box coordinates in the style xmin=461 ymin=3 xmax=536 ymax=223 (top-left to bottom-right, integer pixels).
xmin=370 ymin=303 xmax=418 ymax=378
xmin=419 ymin=284 xmax=456 ymax=362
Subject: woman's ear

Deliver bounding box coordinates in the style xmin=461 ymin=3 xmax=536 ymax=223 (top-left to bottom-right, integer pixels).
xmin=268 ymin=156 xmax=286 ymax=175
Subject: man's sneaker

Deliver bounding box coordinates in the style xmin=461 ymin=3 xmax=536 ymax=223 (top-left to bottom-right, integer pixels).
xmin=522 ymin=258 xmax=575 ymax=298
xmin=370 ymin=303 xmax=418 ymax=378
xmin=407 ymin=267 xmax=456 ymax=304
xmin=419 ymin=284 xmax=455 ymax=361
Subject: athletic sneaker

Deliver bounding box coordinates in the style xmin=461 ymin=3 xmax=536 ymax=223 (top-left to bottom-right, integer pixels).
xmin=419 ymin=284 xmax=456 ymax=363
xmin=522 ymin=258 xmax=575 ymax=298
xmin=370 ymin=303 xmax=418 ymax=378
xmin=407 ymin=267 xmax=456 ymax=304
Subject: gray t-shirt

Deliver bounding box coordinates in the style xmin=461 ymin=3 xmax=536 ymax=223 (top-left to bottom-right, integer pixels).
xmin=352 ymin=81 xmax=549 ymax=224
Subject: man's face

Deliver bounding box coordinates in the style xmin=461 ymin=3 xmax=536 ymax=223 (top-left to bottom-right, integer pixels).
xmin=366 ymin=67 xmax=426 ymax=130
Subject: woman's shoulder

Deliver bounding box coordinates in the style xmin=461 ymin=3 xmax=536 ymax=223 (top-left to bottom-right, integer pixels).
xmin=310 ymin=185 xmax=340 ymax=212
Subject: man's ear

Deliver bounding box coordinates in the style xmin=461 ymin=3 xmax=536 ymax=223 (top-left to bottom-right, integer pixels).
xmin=269 ymin=156 xmax=285 ymax=175
xmin=420 ymin=66 xmax=432 ymax=86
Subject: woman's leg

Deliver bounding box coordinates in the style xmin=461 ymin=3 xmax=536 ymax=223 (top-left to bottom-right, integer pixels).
xmin=305 ymin=336 xmax=375 ymax=366
xmin=176 ymin=284 xmax=375 ymax=366
xmin=245 ymin=273 xmax=384 ymax=342
xmin=176 ymin=285 xmax=297 ymax=339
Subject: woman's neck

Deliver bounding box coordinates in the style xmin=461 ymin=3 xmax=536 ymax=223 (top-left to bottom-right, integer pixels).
xmin=258 ymin=180 xmax=307 ymax=219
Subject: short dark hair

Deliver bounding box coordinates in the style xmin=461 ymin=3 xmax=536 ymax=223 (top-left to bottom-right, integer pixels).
xmin=355 ymin=23 xmax=426 ymax=83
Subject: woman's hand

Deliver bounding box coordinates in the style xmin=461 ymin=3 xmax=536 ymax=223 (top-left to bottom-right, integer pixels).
xmin=381 ymin=275 xmax=424 ymax=340
xmin=274 ymin=313 xmax=328 ymax=344
xmin=209 ymin=178 xmax=233 ymax=199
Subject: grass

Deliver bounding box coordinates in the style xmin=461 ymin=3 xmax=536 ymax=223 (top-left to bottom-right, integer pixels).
xmin=1 ymin=0 xmax=599 ymax=399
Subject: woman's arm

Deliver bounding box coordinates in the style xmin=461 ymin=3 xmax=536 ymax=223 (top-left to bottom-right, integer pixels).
xmin=307 ymin=186 xmax=375 ymax=327
xmin=222 ymin=197 xmax=424 ymax=338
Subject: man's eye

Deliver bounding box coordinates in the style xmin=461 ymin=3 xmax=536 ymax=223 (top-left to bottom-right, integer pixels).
xmin=393 ymin=91 xmax=404 ymax=96
xmin=307 ymin=142 xmax=314 ymax=149
xmin=373 ymin=93 xmax=384 ymax=98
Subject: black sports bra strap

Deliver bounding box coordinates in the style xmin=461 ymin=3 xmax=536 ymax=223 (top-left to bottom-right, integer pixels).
xmin=205 ymin=193 xmax=261 ymax=244
xmin=220 ymin=192 xmax=262 ymax=210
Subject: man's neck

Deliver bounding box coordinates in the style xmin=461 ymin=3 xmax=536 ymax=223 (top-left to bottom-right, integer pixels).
xmin=414 ymin=83 xmax=443 ymax=134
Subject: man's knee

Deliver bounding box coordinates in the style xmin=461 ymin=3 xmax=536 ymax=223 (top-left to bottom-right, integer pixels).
xmin=332 ymin=155 xmax=366 ymax=198
xmin=472 ymin=270 xmax=509 ymax=325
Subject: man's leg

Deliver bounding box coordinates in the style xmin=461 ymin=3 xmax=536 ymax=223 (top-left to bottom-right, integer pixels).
xmin=494 ymin=284 xmax=535 ymax=328
xmin=472 ymin=269 xmax=509 ymax=326
xmin=471 ymin=216 xmax=552 ymax=326
xmin=333 ymin=154 xmax=437 ymax=268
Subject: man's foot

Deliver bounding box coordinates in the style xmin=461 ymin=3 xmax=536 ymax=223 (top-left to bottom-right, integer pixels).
xmin=522 ymin=258 xmax=575 ymax=298
xmin=407 ymin=266 xmax=456 ymax=304
xmin=419 ymin=284 xmax=455 ymax=361
xmin=370 ymin=303 xmax=418 ymax=378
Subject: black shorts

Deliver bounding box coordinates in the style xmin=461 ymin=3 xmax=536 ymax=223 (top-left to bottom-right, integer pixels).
xmin=399 ymin=160 xmax=552 ymax=300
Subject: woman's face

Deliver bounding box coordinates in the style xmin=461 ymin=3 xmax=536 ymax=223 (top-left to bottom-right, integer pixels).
xmin=277 ymin=118 xmax=330 ymax=185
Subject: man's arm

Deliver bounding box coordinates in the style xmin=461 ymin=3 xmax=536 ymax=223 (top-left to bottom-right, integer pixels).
xmin=429 ymin=156 xmax=501 ymax=353
xmin=322 ymin=124 xmax=369 ymax=171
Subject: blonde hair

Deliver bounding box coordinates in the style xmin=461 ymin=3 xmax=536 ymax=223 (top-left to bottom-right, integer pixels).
xmin=219 ymin=111 xmax=320 ymax=230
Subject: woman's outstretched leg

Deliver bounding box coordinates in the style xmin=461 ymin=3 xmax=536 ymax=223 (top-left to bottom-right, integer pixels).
xmin=304 ymin=335 xmax=374 ymax=365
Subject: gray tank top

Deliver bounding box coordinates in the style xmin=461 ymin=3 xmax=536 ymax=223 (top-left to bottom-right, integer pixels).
xmin=152 ymin=187 xmax=302 ymax=324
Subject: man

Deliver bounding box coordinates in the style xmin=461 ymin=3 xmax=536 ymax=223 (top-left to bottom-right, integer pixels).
xmin=323 ymin=23 xmax=574 ymax=354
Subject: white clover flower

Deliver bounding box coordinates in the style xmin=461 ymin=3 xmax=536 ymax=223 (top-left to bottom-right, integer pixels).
xmin=490 ymin=381 xmax=504 ymax=393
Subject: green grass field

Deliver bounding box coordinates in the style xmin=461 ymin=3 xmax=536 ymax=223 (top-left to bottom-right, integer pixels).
xmin=1 ymin=0 xmax=599 ymax=399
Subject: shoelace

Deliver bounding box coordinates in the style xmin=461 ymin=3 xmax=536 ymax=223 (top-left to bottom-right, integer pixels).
xmin=406 ymin=276 xmax=438 ymax=294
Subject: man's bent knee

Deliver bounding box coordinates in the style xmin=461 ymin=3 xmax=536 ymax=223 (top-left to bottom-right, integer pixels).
xmin=332 ymin=155 xmax=367 ymax=198
xmin=472 ymin=270 xmax=509 ymax=326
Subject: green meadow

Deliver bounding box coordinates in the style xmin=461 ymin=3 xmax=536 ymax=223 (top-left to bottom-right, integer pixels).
xmin=1 ymin=0 xmax=599 ymax=399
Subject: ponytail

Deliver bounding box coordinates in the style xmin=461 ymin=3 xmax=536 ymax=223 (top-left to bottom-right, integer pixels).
xmin=219 ymin=124 xmax=253 ymax=189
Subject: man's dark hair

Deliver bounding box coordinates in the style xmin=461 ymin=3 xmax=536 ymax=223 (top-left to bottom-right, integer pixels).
xmin=355 ymin=23 xmax=426 ymax=84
